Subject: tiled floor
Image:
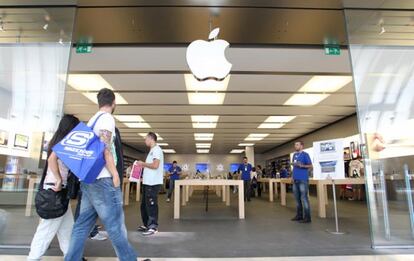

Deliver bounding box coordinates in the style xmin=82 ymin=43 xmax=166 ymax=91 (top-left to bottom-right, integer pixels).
xmin=2 ymin=255 xmax=414 ymax=261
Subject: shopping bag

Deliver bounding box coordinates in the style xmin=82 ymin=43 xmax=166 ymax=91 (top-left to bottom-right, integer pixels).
xmin=129 ymin=162 xmax=142 ymax=183
xmin=52 ymin=113 xmax=107 ymax=184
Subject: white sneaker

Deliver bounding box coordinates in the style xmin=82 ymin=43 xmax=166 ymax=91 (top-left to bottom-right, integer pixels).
xmin=90 ymin=231 xmax=108 ymax=241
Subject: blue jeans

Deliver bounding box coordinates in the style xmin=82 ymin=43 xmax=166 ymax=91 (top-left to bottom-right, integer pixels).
xmin=65 ymin=178 xmax=137 ymax=261
xmin=293 ymin=179 xmax=311 ymax=220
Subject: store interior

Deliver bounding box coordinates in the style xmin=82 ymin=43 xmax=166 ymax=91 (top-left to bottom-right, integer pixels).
xmin=1 ymin=2 xmax=414 ymax=259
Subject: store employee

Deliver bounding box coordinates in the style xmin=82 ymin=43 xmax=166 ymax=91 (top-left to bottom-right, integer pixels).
xmin=238 ymin=157 xmax=253 ymax=202
xmin=291 ymin=141 xmax=313 ymax=223
xmin=166 ymin=160 xmax=182 ymax=202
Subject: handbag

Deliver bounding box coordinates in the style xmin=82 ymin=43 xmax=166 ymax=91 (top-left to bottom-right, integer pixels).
xmin=35 ymin=163 xmax=69 ymax=219
xmin=66 ymin=170 xmax=80 ymax=199
xmin=52 ymin=113 xmax=107 ymax=184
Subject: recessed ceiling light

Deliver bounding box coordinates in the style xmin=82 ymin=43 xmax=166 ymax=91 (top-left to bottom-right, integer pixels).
xmin=188 ymin=92 xmax=225 ymax=104
xmin=123 ymin=122 xmax=151 ymax=128
xmin=193 ymin=122 xmax=217 ymax=128
xmin=244 ymin=133 xmax=269 ymax=141
xmin=63 ymin=74 xmax=113 ymax=91
xmin=194 ymin=133 xmax=214 ymax=141
xmin=258 ymin=123 xmax=285 ymax=129
xmin=157 ymin=143 xmax=169 ymax=146
xmin=114 ymin=115 xmax=145 ymax=122
xmin=185 ymin=74 xmax=230 ymax=91
xmin=197 ymin=149 xmax=209 ymax=153
xmin=238 ymin=143 xmax=254 ymax=146
xmin=196 ymin=143 xmax=211 ymax=148
xmin=138 ymin=132 xmax=164 ymax=141
xmin=284 ymin=94 xmax=329 ymax=106
xmin=230 ymin=149 xmax=245 ymax=153
xmin=191 ymin=115 xmax=219 ymax=122
xmin=265 ymin=116 xmax=296 ymax=123
xmin=163 ymin=149 xmax=176 ymax=153
xmin=299 ymin=76 xmax=352 ymax=93
xmin=83 ymin=92 xmax=128 ymax=105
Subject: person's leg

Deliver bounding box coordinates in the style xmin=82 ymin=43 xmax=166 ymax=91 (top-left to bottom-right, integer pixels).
xmin=91 ymin=178 xmax=137 ymax=261
xmin=246 ymin=180 xmax=251 ymax=201
xmin=140 ymin=185 xmax=149 ymax=227
xmin=299 ymin=180 xmax=311 ymax=221
xmin=167 ymin=179 xmax=174 ymax=200
xmin=292 ymin=180 xmax=303 ymax=219
xmin=145 ymin=185 xmax=161 ymax=230
xmin=243 ymin=180 xmax=248 ymax=201
xmin=65 ymin=184 xmax=99 ymax=261
xmin=27 ymin=217 xmax=63 ymax=260
xmin=56 ymin=206 xmax=74 ymax=257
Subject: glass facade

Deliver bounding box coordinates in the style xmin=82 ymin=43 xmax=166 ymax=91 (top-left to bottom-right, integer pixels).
xmin=0 ymin=7 xmax=75 ymax=246
xmin=345 ymin=9 xmax=414 ymax=247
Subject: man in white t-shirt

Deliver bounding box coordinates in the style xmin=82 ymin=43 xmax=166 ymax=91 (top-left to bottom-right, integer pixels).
xmin=65 ymin=88 xmax=137 ymax=261
xmin=136 ymin=132 xmax=164 ymax=236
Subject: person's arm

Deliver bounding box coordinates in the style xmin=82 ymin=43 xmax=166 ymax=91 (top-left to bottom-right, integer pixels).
xmin=299 ymin=154 xmax=313 ymax=169
xmin=99 ymin=129 xmax=120 ymax=187
xmin=177 ymin=167 xmax=182 ymax=175
xmin=47 ymin=152 xmax=63 ymax=192
xmin=139 ymin=159 xmax=160 ymax=170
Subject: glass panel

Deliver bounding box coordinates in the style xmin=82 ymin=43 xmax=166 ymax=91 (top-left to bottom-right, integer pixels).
xmin=345 ymin=9 xmax=414 ymax=247
xmin=0 ymin=7 xmax=75 ymax=246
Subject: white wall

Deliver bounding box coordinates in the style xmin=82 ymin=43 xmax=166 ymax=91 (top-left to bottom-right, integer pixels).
xmin=164 ymin=154 xmax=244 ymax=177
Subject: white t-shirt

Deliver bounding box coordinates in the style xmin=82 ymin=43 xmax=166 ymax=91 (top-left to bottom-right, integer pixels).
xmin=87 ymin=111 xmax=116 ymax=179
xmin=44 ymin=159 xmax=69 ymax=189
xmin=143 ymin=145 xmax=164 ymax=186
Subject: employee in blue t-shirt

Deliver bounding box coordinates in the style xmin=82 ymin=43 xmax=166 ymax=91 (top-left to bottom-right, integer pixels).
xmin=166 ymin=160 xmax=182 ymax=202
xmin=238 ymin=157 xmax=253 ymax=202
xmin=291 ymin=141 xmax=313 ymax=223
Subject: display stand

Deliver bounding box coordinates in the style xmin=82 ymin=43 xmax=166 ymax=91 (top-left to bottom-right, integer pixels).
xmin=326 ymin=179 xmax=346 ymax=235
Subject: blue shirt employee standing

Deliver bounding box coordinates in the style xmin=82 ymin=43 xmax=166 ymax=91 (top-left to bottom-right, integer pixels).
xmin=167 ymin=161 xmax=182 ymax=202
xmin=238 ymin=157 xmax=253 ymax=201
xmin=291 ymin=141 xmax=313 ymax=223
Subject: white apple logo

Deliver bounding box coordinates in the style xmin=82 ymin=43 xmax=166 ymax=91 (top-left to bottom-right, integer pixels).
xmin=186 ymin=28 xmax=232 ymax=81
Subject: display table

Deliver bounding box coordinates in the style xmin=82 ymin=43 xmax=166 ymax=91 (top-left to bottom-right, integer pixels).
xmin=257 ymin=178 xmax=280 ymax=202
xmin=122 ymin=179 xmax=141 ymax=206
xmin=279 ymin=178 xmax=365 ymax=218
xmin=174 ymin=179 xmax=244 ymax=219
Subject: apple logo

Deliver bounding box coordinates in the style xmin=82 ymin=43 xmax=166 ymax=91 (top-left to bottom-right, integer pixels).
xmin=186 ymin=28 xmax=232 ymax=81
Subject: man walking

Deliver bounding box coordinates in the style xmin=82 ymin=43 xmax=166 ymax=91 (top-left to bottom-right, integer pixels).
xmin=136 ymin=132 xmax=164 ymax=236
xmin=65 ymin=88 xmax=137 ymax=261
xmin=291 ymin=141 xmax=313 ymax=223
xmin=238 ymin=157 xmax=252 ymax=202
xmin=166 ymin=160 xmax=182 ymax=202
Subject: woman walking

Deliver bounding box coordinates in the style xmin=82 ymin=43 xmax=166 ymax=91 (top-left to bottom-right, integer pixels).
xmin=27 ymin=115 xmax=80 ymax=261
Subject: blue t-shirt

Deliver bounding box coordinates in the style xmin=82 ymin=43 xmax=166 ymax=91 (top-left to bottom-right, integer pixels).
xmin=292 ymin=151 xmax=312 ymax=180
xmin=280 ymin=168 xmax=288 ymax=178
xmin=168 ymin=166 xmax=182 ymax=181
xmin=238 ymin=163 xmax=252 ymax=181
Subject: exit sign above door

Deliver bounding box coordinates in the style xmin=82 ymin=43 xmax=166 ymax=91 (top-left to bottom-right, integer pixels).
xmin=76 ymin=43 xmax=92 ymax=54
xmin=324 ymin=45 xmax=340 ymax=55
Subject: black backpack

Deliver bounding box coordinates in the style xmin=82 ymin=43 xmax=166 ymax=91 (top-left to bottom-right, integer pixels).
xmin=35 ymin=162 xmax=69 ymax=219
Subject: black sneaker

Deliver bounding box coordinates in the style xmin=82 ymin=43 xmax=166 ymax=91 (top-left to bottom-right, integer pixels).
xmin=142 ymin=228 xmax=158 ymax=236
xmin=291 ymin=216 xmax=303 ymax=221
xmin=299 ymin=219 xmax=312 ymax=223
xmin=137 ymin=225 xmax=148 ymax=232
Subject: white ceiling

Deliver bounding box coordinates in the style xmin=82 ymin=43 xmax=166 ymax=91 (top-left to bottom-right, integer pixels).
xmin=65 ymin=47 xmax=356 ymax=154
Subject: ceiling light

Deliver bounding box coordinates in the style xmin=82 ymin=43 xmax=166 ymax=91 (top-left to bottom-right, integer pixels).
xmin=258 ymin=123 xmax=285 ymax=129
xmin=230 ymin=149 xmax=245 ymax=154
xmin=157 ymin=143 xmax=169 ymax=146
xmin=83 ymin=92 xmax=128 ymax=105
xmin=194 ymin=133 xmax=214 ymax=141
xmin=299 ymin=76 xmax=352 ymax=93
xmin=185 ymin=74 xmax=230 ymax=91
xmin=196 ymin=143 xmax=211 ymax=148
xmin=197 ymin=149 xmax=209 ymax=154
xmin=163 ymin=149 xmax=176 ymax=154
xmin=43 ymin=23 xmax=48 ymax=30
xmin=114 ymin=115 xmax=145 ymax=122
xmin=64 ymin=74 xmax=113 ymax=91
xmin=193 ymin=122 xmax=217 ymax=128
xmin=139 ymin=133 xmax=164 ymax=141
xmin=123 ymin=122 xmax=151 ymax=128
xmin=265 ymin=116 xmax=296 ymax=123
xmin=284 ymin=94 xmax=329 ymax=106
xmin=188 ymin=92 xmax=225 ymax=104
xmin=238 ymin=143 xmax=254 ymax=146
xmin=244 ymin=133 xmax=269 ymax=141
xmin=191 ymin=115 xmax=219 ymax=122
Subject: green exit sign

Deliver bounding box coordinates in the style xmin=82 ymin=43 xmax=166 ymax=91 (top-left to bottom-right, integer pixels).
xmin=76 ymin=43 xmax=92 ymax=54
xmin=325 ymin=45 xmax=340 ymax=55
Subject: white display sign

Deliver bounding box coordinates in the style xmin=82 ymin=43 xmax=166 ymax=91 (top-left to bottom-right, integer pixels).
xmin=313 ymin=138 xmax=345 ymax=180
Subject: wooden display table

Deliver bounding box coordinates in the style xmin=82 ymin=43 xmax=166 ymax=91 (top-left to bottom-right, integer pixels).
xmin=257 ymin=178 xmax=281 ymax=202
xmin=174 ymin=179 xmax=245 ymax=219
xmin=279 ymin=178 xmax=365 ymax=218
xmin=122 ymin=179 xmax=141 ymax=206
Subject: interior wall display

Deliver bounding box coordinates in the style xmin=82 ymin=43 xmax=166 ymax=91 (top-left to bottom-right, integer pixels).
xmin=343 ymin=147 xmax=351 ymax=161
xmin=13 ymin=134 xmax=29 ymax=149
xmin=0 ymin=130 xmax=8 ymax=146
xmin=164 ymin=163 xmax=173 ymax=172
xmin=313 ymin=138 xmax=345 ymax=180
xmin=5 ymin=156 xmax=20 ymax=174
xmin=195 ymin=163 xmax=209 ymax=173
xmin=350 ymin=141 xmax=360 ymax=159
xmin=230 ymin=163 xmax=240 ymax=173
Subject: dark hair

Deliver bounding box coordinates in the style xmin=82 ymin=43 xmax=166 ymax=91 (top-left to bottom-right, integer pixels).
xmin=147 ymin=132 xmax=157 ymax=141
xmin=252 ymin=167 xmax=256 ymax=172
xmin=47 ymin=115 xmax=80 ymax=157
xmin=97 ymin=88 xmax=115 ymax=108
xmin=243 ymin=156 xmax=248 ymax=160
xmin=295 ymin=140 xmax=304 ymax=146
xmin=173 ymin=160 xmax=177 ymax=164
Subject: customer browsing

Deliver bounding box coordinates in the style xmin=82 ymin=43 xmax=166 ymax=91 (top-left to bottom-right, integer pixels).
xmin=166 ymin=160 xmax=182 ymax=202
xmin=136 ymin=132 xmax=164 ymax=236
